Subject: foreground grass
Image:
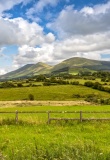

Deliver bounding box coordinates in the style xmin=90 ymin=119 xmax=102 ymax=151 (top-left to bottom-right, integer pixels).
xmin=0 ymin=122 xmax=110 ymax=160
xmin=0 ymin=105 xmax=110 ymax=159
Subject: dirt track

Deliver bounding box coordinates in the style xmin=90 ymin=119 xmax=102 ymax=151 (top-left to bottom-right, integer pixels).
xmin=0 ymin=100 xmax=91 ymax=108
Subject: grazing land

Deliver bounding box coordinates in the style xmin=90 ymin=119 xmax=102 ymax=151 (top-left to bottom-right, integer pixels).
xmin=0 ymin=73 xmax=110 ymax=159
xmin=0 ymin=85 xmax=110 ymax=101
xmin=0 ymin=105 xmax=110 ymax=159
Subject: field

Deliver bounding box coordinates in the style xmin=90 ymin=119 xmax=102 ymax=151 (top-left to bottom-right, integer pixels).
xmin=0 ymin=104 xmax=110 ymax=160
xmin=0 ymin=84 xmax=110 ymax=101
xmin=0 ymin=80 xmax=110 ymax=160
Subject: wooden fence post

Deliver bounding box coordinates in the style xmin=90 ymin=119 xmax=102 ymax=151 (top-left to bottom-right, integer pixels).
xmin=80 ymin=111 xmax=82 ymax=122
xmin=47 ymin=111 xmax=50 ymax=124
xmin=15 ymin=110 xmax=18 ymax=124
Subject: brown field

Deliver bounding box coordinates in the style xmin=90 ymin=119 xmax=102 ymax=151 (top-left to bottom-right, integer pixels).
xmin=0 ymin=100 xmax=91 ymax=108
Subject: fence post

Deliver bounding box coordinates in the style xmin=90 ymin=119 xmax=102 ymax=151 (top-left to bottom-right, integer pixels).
xmin=47 ymin=111 xmax=50 ymax=124
xmin=80 ymin=111 xmax=82 ymax=122
xmin=15 ymin=110 xmax=18 ymax=124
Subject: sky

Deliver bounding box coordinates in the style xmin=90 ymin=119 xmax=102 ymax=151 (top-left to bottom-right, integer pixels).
xmin=0 ymin=0 xmax=110 ymax=75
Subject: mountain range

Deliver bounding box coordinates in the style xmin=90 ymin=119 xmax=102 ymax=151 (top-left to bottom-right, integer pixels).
xmin=1 ymin=57 xmax=110 ymax=80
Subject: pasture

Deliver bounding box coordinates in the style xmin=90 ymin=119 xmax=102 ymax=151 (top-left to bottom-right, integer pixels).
xmin=0 ymin=78 xmax=110 ymax=159
xmin=0 ymin=105 xmax=110 ymax=159
xmin=0 ymin=85 xmax=110 ymax=101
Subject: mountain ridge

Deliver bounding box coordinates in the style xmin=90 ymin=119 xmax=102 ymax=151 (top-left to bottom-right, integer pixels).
xmin=0 ymin=57 xmax=110 ymax=79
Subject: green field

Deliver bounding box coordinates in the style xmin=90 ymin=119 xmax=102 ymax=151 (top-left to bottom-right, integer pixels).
xmin=0 ymin=82 xmax=110 ymax=159
xmin=0 ymin=105 xmax=110 ymax=160
xmin=0 ymin=85 xmax=110 ymax=101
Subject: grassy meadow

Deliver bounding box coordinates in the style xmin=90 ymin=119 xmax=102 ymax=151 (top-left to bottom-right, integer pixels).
xmin=0 ymin=105 xmax=110 ymax=159
xmin=0 ymin=78 xmax=110 ymax=159
xmin=0 ymin=84 xmax=110 ymax=101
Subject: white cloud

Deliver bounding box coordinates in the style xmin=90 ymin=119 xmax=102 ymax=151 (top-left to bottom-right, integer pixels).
xmin=52 ymin=32 xmax=110 ymax=60
xmin=0 ymin=0 xmax=22 ymax=13
xmin=27 ymin=0 xmax=58 ymax=14
xmin=35 ymin=0 xmax=59 ymax=12
xmin=45 ymin=33 xmax=55 ymax=43
xmin=0 ymin=0 xmax=31 ymax=15
xmin=0 ymin=47 xmax=6 ymax=58
xmin=0 ymin=17 xmax=55 ymax=46
xmin=26 ymin=0 xmax=59 ymax=21
xmin=0 ymin=69 xmax=7 ymax=75
xmin=13 ymin=44 xmax=54 ymax=67
xmin=13 ymin=30 xmax=110 ymax=68
xmin=47 ymin=2 xmax=110 ymax=37
xmin=0 ymin=47 xmax=6 ymax=53
xmin=1 ymin=1 xmax=110 ymax=74
xmin=81 ymin=1 xmax=110 ymax=15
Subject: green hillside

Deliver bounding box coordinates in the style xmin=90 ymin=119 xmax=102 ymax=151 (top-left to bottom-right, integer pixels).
xmin=0 ymin=62 xmax=52 ymax=79
xmin=51 ymin=57 xmax=109 ymax=74
xmin=1 ymin=57 xmax=110 ymax=79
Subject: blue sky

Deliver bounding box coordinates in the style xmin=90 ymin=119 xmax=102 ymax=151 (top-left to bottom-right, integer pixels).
xmin=0 ymin=0 xmax=110 ymax=75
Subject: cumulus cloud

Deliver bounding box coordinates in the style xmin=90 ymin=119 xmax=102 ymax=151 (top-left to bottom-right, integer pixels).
xmin=26 ymin=0 xmax=59 ymax=21
xmin=81 ymin=1 xmax=110 ymax=15
xmin=0 ymin=47 xmax=6 ymax=53
xmin=0 ymin=0 xmax=22 ymax=13
xmin=0 ymin=69 xmax=7 ymax=75
xmin=1 ymin=1 xmax=110 ymax=73
xmin=0 ymin=0 xmax=31 ymax=15
xmin=13 ymin=30 xmax=110 ymax=68
xmin=41 ymin=1 xmax=110 ymax=63
xmin=47 ymin=2 xmax=110 ymax=37
xmin=27 ymin=0 xmax=58 ymax=15
xmin=0 ymin=16 xmax=56 ymax=70
xmin=0 ymin=17 xmax=55 ymax=47
xmin=34 ymin=0 xmax=59 ymax=12
xmin=13 ymin=44 xmax=54 ymax=67
xmin=52 ymin=31 xmax=110 ymax=60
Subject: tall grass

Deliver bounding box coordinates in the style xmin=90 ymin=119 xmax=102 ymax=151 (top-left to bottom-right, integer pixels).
xmin=0 ymin=105 xmax=110 ymax=159
xmin=0 ymin=122 xmax=110 ymax=160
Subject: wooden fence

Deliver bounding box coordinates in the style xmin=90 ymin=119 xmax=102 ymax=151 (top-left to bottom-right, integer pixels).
xmin=0 ymin=111 xmax=110 ymax=124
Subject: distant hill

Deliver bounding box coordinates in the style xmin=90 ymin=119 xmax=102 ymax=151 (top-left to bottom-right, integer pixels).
xmin=0 ymin=62 xmax=52 ymax=79
xmin=51 ymin=57 xmax=110 ymax=74
xmin=0 ymin=57 xmax=110 ymax=79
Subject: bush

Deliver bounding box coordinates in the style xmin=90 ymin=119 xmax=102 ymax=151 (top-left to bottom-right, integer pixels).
xmin=28 ymin=94 xmax=34 ymax=100
xmin=17 ymin=83 xmax=23 ymax=87
xmin=0 ymin=81 xmax=15 ymax=88
xmin=71 ymin=81 xmax=79 ymax=85
xmin=43 ymin=82 xmax=51 ymax=86
xmin=85 ymin=94 xmax=99 ymax=103
xmin=72 ymin=94 xmax=81 ymax=98
xmin=84 ymin=81 xmax=93 ymax=87
xmin=100 ymin=98 xmax=110 ymax=105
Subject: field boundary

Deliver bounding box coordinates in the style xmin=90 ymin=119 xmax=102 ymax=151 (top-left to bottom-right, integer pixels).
xmin=0 ymin=110 xmax=110 ymax=124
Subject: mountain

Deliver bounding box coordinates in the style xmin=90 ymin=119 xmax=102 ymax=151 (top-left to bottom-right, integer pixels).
xmin=1 ymin=57 xmax=110 ymax=79
xmin=0 ymin=62 xmax=52 ymax=80
xmin=51 ymin=57 xmax=110 ymax=74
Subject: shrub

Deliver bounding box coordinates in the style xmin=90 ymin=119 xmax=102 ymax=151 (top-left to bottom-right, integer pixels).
xmin=85 ymin=94 xmax=99 ymax=103
xmin=17 ymin=83 xmax=23 ymax=87
xmin=71 ymin=81 xmax=79 ymax=85
xmin=43 ymin=82 xmax=51 ymax=86
xmin=84 ymin=81 xmax=93 ymax=87
xmin=28 ymin=94 xmax=34 ymax=100
xmin=72 ymin=94 xmax=81 ymax=98
xmin=100 ymin=98 xmax=110 ymax=105
xmin=0 ymin=81 xmax=15 ymax=88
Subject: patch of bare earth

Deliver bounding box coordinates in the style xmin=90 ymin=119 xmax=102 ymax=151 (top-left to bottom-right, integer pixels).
xmin=0 ymin=100 xmax=91 ymax=108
